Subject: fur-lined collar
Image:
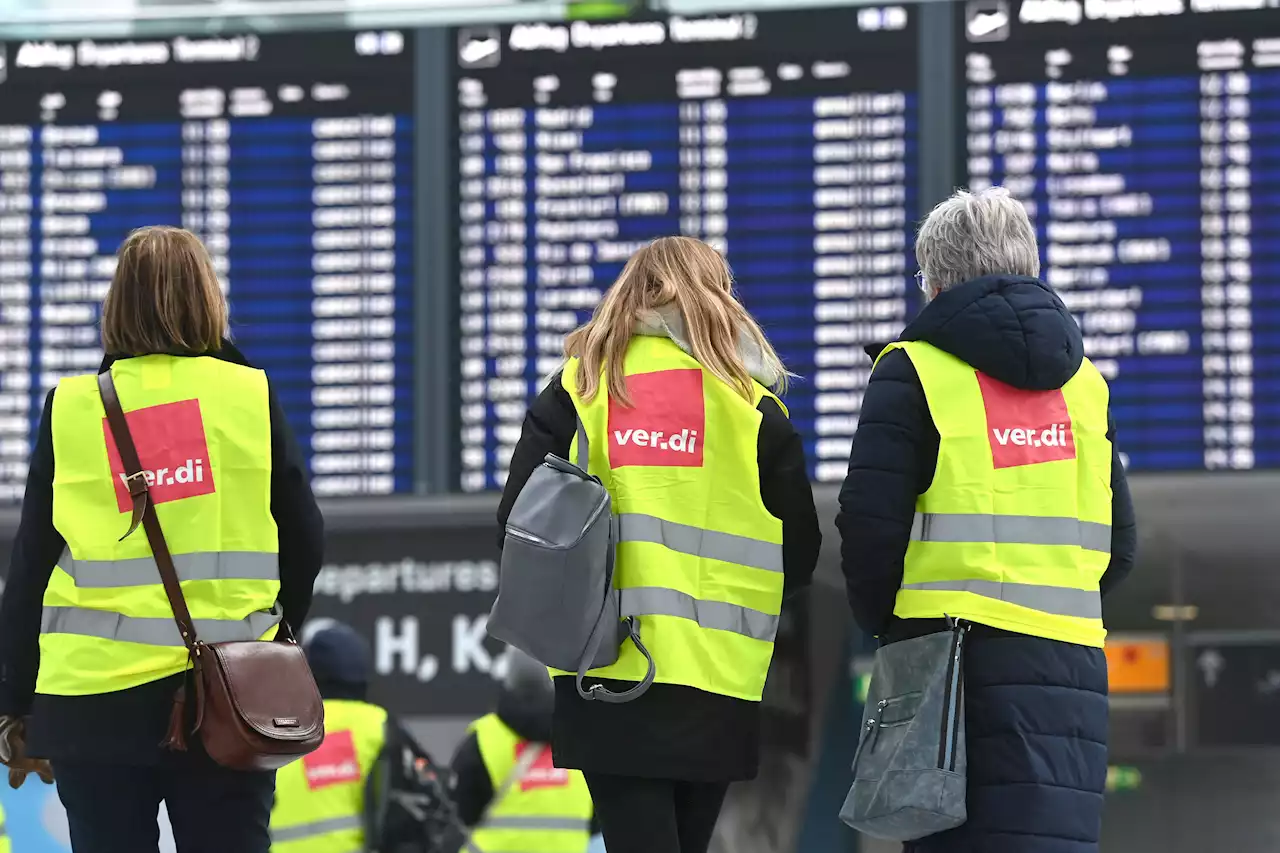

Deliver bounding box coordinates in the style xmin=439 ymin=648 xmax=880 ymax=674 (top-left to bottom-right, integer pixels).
xmin=634 ymin=304 xmax=781 ymax=388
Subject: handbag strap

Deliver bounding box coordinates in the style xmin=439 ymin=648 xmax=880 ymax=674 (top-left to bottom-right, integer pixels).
xmin=97 ymin=370 xmax=201 ymax=654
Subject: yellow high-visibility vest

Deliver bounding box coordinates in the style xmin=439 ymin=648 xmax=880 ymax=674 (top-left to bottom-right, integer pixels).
xmin=0 ymin=799 xmax=10 ymax=853
xmin=468 ymin=713 xmax=592 ymax=853
xmin=879 ymin=341 xmax=1113 ymax=647
xmin=38 ymin=354 xmax=280 ymax=696
xmin=560 ymin=335 xmax=787 ymax=701
xmin=271 ymin=699 xmax=388 ymax=853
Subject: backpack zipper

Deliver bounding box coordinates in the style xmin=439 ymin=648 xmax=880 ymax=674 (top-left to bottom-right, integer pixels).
xmin=506 ymin=527 xmax=555 ymax=548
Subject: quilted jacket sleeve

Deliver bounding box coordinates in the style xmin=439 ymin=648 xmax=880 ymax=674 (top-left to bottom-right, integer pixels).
xmin=836 ymin=349 xmax=938 ymax=637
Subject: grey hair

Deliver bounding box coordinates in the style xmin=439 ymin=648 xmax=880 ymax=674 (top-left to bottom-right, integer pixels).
xmin=915 ymin=187 xmax=1040 ymax=298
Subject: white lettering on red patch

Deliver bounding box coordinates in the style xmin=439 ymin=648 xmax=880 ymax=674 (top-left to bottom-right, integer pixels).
xmin=303 ymin=729 xmax=362 ymax=790
xmin=976 ymin=372 xmax=1076 ymax=469
xmin=517 ymin=741 xmax=570 ymax=791
xmin=608 ymin=369 xmax=704 ymax=468
xmin=102 ymin=398 xmax=215 ymax=513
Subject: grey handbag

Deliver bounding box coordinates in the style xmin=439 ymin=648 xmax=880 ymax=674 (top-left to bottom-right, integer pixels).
xmin=487 ymin=423 xmax=655 ymax=703
xmin=839 ymin=619 xmax=969 ymax=841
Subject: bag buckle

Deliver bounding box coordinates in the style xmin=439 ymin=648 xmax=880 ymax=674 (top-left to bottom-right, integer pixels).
xmin=122 ymin=471 xmax=149 ymax=497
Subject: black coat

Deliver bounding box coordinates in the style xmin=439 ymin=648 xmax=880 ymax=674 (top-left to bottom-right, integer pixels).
xmin=497 ymin=370 xmax=821 ymax=782
xmin=0 ymin=342 xmax=325 ymax=763
xmin=837 ymin=275 xmax=1137 ymax=852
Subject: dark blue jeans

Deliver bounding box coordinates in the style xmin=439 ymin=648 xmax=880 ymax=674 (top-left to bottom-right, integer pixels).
xmin=53 ymin=751 xmax=275 ymax=853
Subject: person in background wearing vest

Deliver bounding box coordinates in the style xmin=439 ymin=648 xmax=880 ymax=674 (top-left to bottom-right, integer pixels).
xmin=272 ymin=621 xmax=422 ymax=853
xmin=837 ymin=187 xmax=1138 ymax=853
xmin=450 ymin=648 xmax=595 ymax=853
xmin=0 ymin=226 xmax=325 ymax=853
xmin=498 ymin=236 xmax=822 ymax=853
xmin=0 ymin=798 xmax=9 ymax=853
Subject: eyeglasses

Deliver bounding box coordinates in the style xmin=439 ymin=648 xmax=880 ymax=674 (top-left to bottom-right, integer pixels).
xmin=914 ymin=270 xmax=927 ymax=293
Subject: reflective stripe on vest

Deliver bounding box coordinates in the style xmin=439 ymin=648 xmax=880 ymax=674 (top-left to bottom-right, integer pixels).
xmin=41 ymin=604 xmax=282 ymax=646
xmin=620 ymin=587 xmax=778 ymax=642
xmin=57 ymin=549 xmax=278 ymax=588
xmin=616 ymin=513 xmax=783 ymax=573
xmin=910 ymin=513 xmax=1111 ymax=553
xmin=271 ymin=815 xmax=362 ymax=843
xmin=900 ymin=580 xmax=1101 ymax=620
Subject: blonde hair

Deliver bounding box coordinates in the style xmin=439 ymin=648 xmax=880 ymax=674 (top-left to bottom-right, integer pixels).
xmin=564 ymin=236 xmax=787 ymax=406
xmin=102 ymin=226 xmax=228 ymax=355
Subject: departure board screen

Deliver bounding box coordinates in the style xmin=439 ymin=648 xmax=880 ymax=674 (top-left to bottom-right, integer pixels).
xmin=961 ymin=1 xmax=1280 ymax=471
xmin=453 ymin=7 xmax=919 ymax=491
xmin=0 ymin=31 xmax=415 ymax=499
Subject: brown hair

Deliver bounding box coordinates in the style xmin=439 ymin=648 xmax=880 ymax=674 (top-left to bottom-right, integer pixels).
xmin=564 ymin=236 xmax=787 ymax=406
xmin=101 ymin=226 xmax=228 ymax=355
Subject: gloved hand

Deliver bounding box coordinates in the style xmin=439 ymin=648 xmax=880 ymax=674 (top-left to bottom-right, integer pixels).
xmin=0 ymin=714 xmax=54 ymax=788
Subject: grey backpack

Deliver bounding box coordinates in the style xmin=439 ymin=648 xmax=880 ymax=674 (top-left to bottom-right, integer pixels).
xmin=839 ymin=621 xmax=969 ymax=841
xmin=488 ymin=430 xmax=655 ymax=703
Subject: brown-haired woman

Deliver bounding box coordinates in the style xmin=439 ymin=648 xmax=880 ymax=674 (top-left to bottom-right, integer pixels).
xmin=0 ymin=226 xmax=324 ymax=853
xmin=496 ymin=236 xmax=822 ymax=853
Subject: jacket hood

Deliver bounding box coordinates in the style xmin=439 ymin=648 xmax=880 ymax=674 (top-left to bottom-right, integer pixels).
xmin=496 ymin=648 xmax=553 ymax=743
xmin=634 ymin=303 xmax=784 ymax=389
xmin=885 ymin=275 xmax=1083 ymax=391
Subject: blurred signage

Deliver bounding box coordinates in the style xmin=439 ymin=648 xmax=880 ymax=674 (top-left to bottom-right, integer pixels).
xmin=566 ymin=0 xmax=639 ymax=18
xmin=1105 ymin=636 xmax=1170 ymax=693
xmin=306 ymin=526 xmax=508 ymax=717
xmin=1105 ymin=765 xmax=1143 ymax=792
xmin=1190 ymin=638 xmax=1280 ymax=748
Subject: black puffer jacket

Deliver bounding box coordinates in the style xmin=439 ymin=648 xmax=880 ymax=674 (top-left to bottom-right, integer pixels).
xmin=837 ymin=275 xmax=1137 ymax=853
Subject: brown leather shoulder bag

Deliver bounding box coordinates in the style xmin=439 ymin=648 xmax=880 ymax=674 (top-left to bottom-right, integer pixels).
xmin=98 ymin=370 xmax=325 ymax=771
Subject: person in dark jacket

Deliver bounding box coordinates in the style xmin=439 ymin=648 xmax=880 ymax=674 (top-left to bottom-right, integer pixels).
xmin=0 ymin=226 xmax=325 ymax=853
xmin=838 ymin=188 xmax=1137 ymax=853
xmin=498 ymin=237 xmax=822 ymax=853
xmin=450 ymin=647 xmax=595 ymax=849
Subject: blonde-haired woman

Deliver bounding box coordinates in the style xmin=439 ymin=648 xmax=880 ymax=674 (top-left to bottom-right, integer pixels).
xmin=499 ymin=236 xmax=821 ymax=853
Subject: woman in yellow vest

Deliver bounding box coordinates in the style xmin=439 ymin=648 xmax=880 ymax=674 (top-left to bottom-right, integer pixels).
xmin=837 ymin=188 xmax=1138 ymax=853
xmin=451 ymin=648 xmax=595 ymax=853
xmin=0 ymin=226 xmax=325 ymax=853
xmin=498 ymin=237 xmax=822 ymax=853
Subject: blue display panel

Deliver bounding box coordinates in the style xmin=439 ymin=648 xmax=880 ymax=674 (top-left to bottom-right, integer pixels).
xmin=962 ymin=1 xmax=1280 ymax=471
xmin=0 ymin=31 xmax=415 ymax=498
xmin=453 ymin=7 xmax=920 ymax=491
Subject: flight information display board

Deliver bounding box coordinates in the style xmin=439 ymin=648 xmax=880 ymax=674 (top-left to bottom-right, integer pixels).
xmin=0 ymin=31 xmax=415 ymax=499
xmin=961 ymin=1 xmax=1280 ymax=471
xmin=453 ymin=7 xmax=919 ymax=491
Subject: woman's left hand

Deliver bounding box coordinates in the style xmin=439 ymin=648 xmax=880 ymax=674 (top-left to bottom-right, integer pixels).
xmin=0 ymin=714 xmax=54 ymax=788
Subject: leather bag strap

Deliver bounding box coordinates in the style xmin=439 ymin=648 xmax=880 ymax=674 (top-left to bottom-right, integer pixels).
xmin=97 ymin=370 xmax=201 ymax=653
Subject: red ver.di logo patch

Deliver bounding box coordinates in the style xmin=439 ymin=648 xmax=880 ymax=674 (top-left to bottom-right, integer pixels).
xmin=608 ymin=369 xmax=704 ymax=468
xmin=976 ymin=372 xmax=1076 ymax=470
xmin=303 ymin=729 xmax=362 ymax=790
xmin=516 ymin=742 xmax=569 ymax=791
xmin=103 ymin=398 xmax=215 ymax=513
